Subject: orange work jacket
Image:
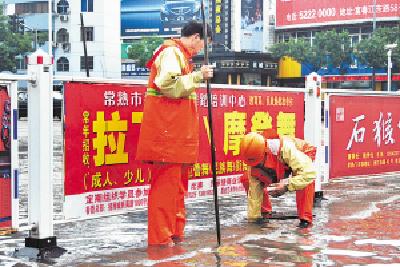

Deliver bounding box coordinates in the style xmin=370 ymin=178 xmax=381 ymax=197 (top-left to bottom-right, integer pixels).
xmin=135 ymin=39 xmax=199 ymax=163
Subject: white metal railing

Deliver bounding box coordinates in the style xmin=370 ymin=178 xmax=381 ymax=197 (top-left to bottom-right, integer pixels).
xmin=321 ymin=88 xmax=400 ymax=95
xmin=2 ymin=52 xmax=400 ymax=253
xmin=55 ymin=76 xmax=147 ymax=85
xmin=55 ymin=75 xmax=309 ymax=93
xmin=14 ymin=67 xmax=400 ymax=246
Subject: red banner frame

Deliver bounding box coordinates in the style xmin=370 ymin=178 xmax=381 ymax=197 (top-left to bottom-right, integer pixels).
xmin=64 ymin=83 xmax=305 ymax=218
xmin=276 ymin=0 xmax=399 ymax=28
xmin=329 ymin=95 xmax=400 ymax=178
xmin=0 ymin=87 xmax=11 ymax=227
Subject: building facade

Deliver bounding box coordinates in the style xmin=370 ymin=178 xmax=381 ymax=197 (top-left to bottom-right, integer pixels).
xmin=54 ymin=0 xmax=121 ymax=78
xmin=274 ymin=0 xmax=400 ymax=90
xmin=5 ymin=0 xmax=121 ymax=79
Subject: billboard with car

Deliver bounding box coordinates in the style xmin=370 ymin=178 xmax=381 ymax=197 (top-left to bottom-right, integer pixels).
xmin=276 ymin=0 xmax=400 ymax=28
xmin=121 ymin=0 xmax=207 ymax=37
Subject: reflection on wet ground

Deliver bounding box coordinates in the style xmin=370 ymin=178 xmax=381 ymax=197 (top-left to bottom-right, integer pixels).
xmin=0 ymin=121 xmax=399 ymax=266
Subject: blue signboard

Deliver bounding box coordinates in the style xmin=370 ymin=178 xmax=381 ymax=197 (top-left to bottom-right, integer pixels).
xmin=121 ymin=0 xmax=205 ymax=37
xmin=121 ymin=62 xmax=150 ymax=77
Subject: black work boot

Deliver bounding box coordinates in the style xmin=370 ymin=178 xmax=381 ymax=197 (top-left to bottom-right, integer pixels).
xmin=262 ymin=211 xmax=273 ymax=219
xmin=248 ymin=217 xmax=267 ymax=224
xmin=298 ymin=219 xmax=311 ymax=228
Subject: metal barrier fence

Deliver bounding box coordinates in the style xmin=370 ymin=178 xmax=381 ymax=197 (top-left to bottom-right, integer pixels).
xmin=3 ymin=49 xmax=399 ymax=251
xmin=321 ymin=89 xmax=400 ymax=180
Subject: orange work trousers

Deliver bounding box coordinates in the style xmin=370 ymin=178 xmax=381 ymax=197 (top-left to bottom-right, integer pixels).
xmin=243 ymin=171 xmax=315 ymax=222
xmin=296 ymin=181 xmax=315 ymax=223
xmin=148 ymin=163 xmax=187 ymax=246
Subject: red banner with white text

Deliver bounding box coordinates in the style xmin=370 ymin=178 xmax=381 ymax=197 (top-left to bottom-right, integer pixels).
xmin=0 ymin=86 xmax=12 ymax=228
xmin=64 ymin=83 xmax=304 ymax=219
xmin=329 ymin=95 xmax=400 ymax=178
xmin=276 ymin=0 xmax=400 ymax=28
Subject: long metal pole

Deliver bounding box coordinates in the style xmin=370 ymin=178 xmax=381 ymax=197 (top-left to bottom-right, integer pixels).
xmin=80 ymin=13 xmax=90 ymax=77
xmin=372 ymin=0 xmax=376 ymax=31
xmin=35 ymin=29 xmax=38 ymax=50
xmin=201 ymin=0 xmax=221 ymax=246
xmin=387 ymin=49 xmax=392 ymax=91
xmin=48 ymin=0 xmax=52 ymax=56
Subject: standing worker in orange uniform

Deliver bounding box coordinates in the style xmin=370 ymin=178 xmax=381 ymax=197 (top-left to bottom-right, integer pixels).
xmin=136 ymin=21 xmax=213 ymax=246
xmin=240 ymin=131 xmax=317 ymax=228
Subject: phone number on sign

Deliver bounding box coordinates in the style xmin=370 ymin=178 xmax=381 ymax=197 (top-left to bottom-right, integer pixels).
xmin=298 ymin=8 xmax=337 ymax=20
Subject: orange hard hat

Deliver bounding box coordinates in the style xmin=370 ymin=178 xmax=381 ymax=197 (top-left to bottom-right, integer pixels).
xmin=240 ymin=132 xmax=265 ymax=166
xmin=263 ymin=128 xmax=279 ymax=139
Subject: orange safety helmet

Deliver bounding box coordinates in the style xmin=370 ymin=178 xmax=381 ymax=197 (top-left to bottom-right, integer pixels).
xmin=263 ymin=128 xmax=279 ymax=139
xmin=240 ymin=132 xmax=265 ymax=166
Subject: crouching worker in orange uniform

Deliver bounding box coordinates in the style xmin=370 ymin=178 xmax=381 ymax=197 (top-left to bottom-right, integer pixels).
xmin=136 ymin=21 xmax=213 ymax=246
xmin=240 ymin=131 xmax=317 ymax=228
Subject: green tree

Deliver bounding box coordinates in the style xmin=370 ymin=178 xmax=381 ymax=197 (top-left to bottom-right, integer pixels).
xmin=355 ymin=27 xmax=400 ymax=90
xmin=270 ymin=38 xmax=312 ymax=64
xmin=0 ymin=5 xmax=34 ymax=72
xmin=311 ymin=30 xmax=352 ymax=71
xmin=36 ymin=31 xmax=48 ymax=47
xmin=270 ymin=30 xmax=353 ymax=72
xmin=127 ymin=36 xmax=164 ymax=67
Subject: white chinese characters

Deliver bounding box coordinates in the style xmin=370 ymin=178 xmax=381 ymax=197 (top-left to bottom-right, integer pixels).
xmin=347 ymin=112 xmax=397 ymax=150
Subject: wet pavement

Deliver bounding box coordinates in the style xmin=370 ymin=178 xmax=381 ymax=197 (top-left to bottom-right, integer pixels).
xmin=0 ymin=120 xmax=400 ymax=266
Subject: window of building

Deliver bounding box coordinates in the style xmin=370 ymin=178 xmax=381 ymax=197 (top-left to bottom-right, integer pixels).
xmin=57 ymin=57 xmax=69 ymax=72
xmin=56 ymin=28 xmax=69 ymax=43
xmin=361 ymin=26 xmax=373 ymax=34
xmin=57 ymin=0 xmax=69 ymax=14
xmin=15 ymin=2 xmax=48 ymax=14
xmin=296 ymin=31 xmax=310 ymax=38
xmin=347 ymin=27 xmax=361 ymax=34
xmin=296 ymin=31 xmax=311 ymax=44
xmin=276 ymin=32 xmax=294 ymax=43
xmin=80 ymin=27 xmax=94 ymax=41
xmin=345 ymin=27 xmax=371 ymax=47
xmin=80 ymin=56 xmax=94 ymax=71
xmin=361 ymin=34 xmax=370 ymax=40
xmin=310 ymin=31 xmax=318 ymax=46
xmin=15 ymin=55 xmax=27 ymax=70
xmin=350 ymin=35 xmax=360 ymax=47
xmin=37 ymin=2 xmax=47 ymax=12
xmin=81 ymin=0 xmax=93 ymax=12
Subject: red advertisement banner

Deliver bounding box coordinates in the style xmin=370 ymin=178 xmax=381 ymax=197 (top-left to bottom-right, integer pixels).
xmin=0 ymin=86 xmax=11 ymax=227
xmin=329 ymin=95 xmax=400 ymax=178
xmin=276 ymin=0 xmax=400 ymax=28
xmin=64 ymin=83 xmax=304 ymax=217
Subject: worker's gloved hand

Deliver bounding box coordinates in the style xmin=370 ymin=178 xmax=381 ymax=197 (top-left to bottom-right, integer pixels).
xmin=268 ymin=179 xmax=289 ymax=197
xmin=201 ymin=65 xmax=214 ymax=80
